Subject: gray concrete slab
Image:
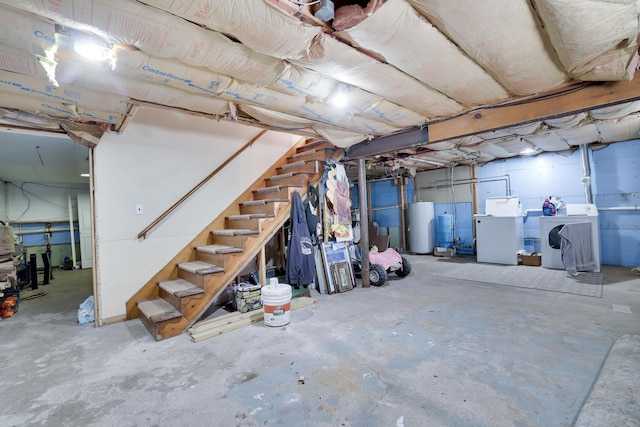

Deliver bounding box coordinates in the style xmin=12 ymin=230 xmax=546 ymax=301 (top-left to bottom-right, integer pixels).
xmin=574 ymin=334 xmax=640 ymax=426
xmin=0 ymin=255 xmax=639 ymax=426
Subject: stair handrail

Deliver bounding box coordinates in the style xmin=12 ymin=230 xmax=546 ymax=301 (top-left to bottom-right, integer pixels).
xmin=137 ymin=130 xmax=268 ymax=240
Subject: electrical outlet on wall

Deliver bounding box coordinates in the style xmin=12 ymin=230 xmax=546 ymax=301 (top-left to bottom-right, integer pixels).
xmin=136 ymin=204 xmax=144 ymax=215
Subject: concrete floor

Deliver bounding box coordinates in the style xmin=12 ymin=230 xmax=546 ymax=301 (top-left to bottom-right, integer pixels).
xmin=0 ymin=254 xmax=639 ymax=427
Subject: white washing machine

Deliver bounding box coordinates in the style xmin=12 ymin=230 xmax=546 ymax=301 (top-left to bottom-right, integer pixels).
xmin=475 ymin=196 xmax=524 ymax=265
xmin=475 ymin=216 xmax=524 ymax=265
xmin=539 ymin=204 xmax=600 ymax=272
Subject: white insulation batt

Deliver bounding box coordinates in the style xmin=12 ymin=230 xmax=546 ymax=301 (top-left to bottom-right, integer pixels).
xmin=137 ymin=0 xmax=322 ymax=60
xmin=532 ymin=0 xmax=640 ymax=81
xmin=408 ymin=0 xmax=568 ymax=95
xmin=0 ymin=0 xmax=639 ymax=150
xmin=523 ymin=131 xmax=572 ymax=152
xmin=297 ymin=34 xmax=463 ymax=118
xmin=590 ymin=101 xmax=640 ymax=120
xmin=0 ymin=93 xmax=123 ymax=123
xmin=0 ymin=70 xmax=128 ymax=114
xmin=596 ymin=113 xmax=640 ymax=143
xmin=0 ymin=43 xmax=48 ymax=77
xmin=334 ymin=0 xmax=509 ymax=106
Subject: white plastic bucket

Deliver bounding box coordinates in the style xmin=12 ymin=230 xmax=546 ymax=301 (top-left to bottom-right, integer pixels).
xmin=262 ymin=279 xmax=292 ymax=327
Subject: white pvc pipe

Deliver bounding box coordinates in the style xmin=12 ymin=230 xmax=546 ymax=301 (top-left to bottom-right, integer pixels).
xmin=67 ymin=189 xmax=77 ymax=268
xmin=598 ymin=206 xmax=640 ymax=211
xmin=580 ymin=144 xmax=593 ymax=204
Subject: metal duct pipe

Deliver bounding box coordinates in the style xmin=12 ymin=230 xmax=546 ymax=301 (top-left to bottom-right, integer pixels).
xmin=580 ymin=144 xmax=593 ymax=204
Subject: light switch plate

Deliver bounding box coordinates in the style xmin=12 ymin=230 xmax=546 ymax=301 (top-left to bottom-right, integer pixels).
xmin=136 ymin=204 xmax=144 ymax=215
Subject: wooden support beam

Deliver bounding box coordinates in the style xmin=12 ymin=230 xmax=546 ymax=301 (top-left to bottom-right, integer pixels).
xmin=428 ymin=78 xmax=640 ymax=142
xmin=259 ymin=247 xmax=266 ymax=286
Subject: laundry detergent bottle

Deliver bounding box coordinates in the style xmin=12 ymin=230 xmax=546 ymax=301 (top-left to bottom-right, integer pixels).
xmin=542 ymin=197 xmax=556 ymax=216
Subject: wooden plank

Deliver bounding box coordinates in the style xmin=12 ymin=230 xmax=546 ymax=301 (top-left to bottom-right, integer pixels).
xmin=188 ymin=297 xmax=318 ymax=342
xmin=190 ymin=312 xmax=264 ymax=342
xmin=428 ymin=78 xmax=640 ymax=142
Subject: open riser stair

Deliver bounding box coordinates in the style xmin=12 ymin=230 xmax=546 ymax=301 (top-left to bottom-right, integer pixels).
xmin=126 ymin=140 xmax=336 ymax=341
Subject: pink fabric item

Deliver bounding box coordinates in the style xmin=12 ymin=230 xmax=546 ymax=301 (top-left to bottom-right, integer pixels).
xmin=368 ymin=248 xmax=402 ymax=270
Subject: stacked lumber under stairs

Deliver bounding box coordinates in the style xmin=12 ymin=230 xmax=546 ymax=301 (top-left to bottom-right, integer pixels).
xmin=128 ymin=140 xmax=336 ymax=341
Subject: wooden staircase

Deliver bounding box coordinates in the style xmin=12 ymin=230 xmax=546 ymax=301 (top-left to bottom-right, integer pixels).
xmin=126 ymin=139 xmax=337 ymax=341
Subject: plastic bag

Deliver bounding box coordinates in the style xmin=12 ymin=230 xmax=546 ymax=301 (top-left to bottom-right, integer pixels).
xmin=78 ymin=295 xmax=94 ymax=324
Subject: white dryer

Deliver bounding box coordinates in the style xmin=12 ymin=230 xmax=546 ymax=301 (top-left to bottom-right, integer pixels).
xmin=539 ymin=204 xmax=600 ymax=272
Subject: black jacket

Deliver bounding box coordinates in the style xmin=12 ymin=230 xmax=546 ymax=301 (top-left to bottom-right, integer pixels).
xmin=286 ymin=191 xmax=315 ymax=286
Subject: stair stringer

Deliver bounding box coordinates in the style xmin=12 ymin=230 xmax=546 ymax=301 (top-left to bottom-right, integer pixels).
xmin=125 ymin=138 xmax=310 ymax=321
xmin=152 ymin=191 xmax=309 ymax=340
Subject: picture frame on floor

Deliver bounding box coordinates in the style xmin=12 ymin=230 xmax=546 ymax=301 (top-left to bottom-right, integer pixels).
xmin=331 ymin=261 xmax=354 ymax=292
xmin=320 ymin=242 xmax=355 ymax=293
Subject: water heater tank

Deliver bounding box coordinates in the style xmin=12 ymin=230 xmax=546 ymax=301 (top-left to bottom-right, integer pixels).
xmin=408 ymin=202 xmax=435 ymax=254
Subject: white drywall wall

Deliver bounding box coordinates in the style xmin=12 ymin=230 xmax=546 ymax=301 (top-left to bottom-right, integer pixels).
xmin=3 ymin=182 xmax=86 ymax=223
xmin=93 ymin=107 xmax=300 ymax=321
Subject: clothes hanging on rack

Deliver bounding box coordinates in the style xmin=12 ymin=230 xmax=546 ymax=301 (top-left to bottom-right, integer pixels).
xmin=286 ymin=191 xmax=315 ymax=287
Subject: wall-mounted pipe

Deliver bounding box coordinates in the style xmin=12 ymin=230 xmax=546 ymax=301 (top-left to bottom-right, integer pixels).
xmin=371 ymin=205 xmax=402 ymax=212
xmin=580 ymin=144 xmax=593 ymax=204
xmin=13 ymin=227 xmax=77 ymax=235
xmin=598 ymin=206 xmax=640 ymax=211
xmin=419 ymin=175 xmax=512 ymax=196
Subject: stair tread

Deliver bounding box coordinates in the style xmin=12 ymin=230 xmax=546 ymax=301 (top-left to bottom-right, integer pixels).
xmin=255 ymin=185 xmax=281 ymax=193
xmin=242 ymin=199 xmax=287 ymax=206
xmin=138 ymin=297 xmax=182 ymax=321
xmin=292 ymin=149 xmax=318 ymax=158
xmin=254 ymin=185 xmax=301 ymax=194
xmin=196 ymin=244 xmax=243 ymax=254
xmin=212 ymin=229 xmax=258 ymax=236
xmin=269 ymin=172 xmax=296 ymax=179
xmin=227 ymin=213 xmax=274 ymax=220
xmin=281 ymin=160 xmax=309 ymax=169
xmin=158 ymin=278 xmax=205 ymax=296
xmin=179 ymin=261 xmax=224 ymax=275
xmin=268 ymin=172 xmax=312 ymax=182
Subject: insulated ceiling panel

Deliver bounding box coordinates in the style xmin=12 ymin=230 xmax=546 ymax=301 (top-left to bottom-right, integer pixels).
xmin=334 ymin=0 xmax=509 ymax=106
xmin=0 ymin=0 xmax=638 ymax=174
xmin=409 ymin=0 xmax=568 ymax=95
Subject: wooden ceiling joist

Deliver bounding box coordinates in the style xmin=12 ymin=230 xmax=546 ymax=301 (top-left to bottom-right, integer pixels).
xmin=428 ymin=78 xmax=640 ymax=143
xmin=345 ymin=78 xmax=640 ymax=160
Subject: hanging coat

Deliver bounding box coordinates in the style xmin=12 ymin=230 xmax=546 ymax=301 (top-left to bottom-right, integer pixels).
xmin=286 ymin=191 xmax=315 ymax=287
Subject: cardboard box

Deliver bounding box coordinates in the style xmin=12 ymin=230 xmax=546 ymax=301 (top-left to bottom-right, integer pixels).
xmin=522 ymin=252 xmax=541 ymax=266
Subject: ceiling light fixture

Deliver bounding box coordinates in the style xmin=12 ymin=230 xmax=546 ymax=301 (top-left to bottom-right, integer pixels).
xmin=74 ymin=39 xmax=112 ymax=61
xmin=329 ymin=83 xmax=350 ymax=108
xmin=519 ymin=148 xmax=538 ymax=155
